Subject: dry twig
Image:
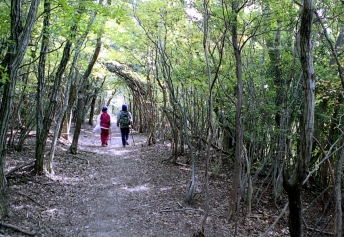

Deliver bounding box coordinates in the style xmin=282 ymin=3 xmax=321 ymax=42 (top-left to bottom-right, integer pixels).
xmin=5 ymin=161 xmax=35 ymax=176
xmin=70 ymin=155 xmax=89 ymax=164
xmin=259 ymin=202 xmax=289 ymax=237
xmin=160 ymin=207 xmax=204 ymax=213
xmin=0 ymin=222 xmax=35 ymax=236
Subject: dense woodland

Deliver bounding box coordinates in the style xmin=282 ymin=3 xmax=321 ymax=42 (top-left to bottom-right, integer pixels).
xmin=0 ymin=0 xmax=344 ymax=236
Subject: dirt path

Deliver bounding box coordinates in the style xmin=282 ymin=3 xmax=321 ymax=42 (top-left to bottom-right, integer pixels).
xmin=60 ymin=123 xmax=235 ymax=237
xmin=63 ymin=124 xmax=198 ymax=237
xmin=3 ymin=123 xmax=286 ymax=237
xmin=3 ymin=124 xmax=213 ymax=237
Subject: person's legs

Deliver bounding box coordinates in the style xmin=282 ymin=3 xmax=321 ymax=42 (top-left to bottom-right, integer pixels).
xmin=101 ymin=129 xmax=105 ymax=146
xmin=101 ymin=129 xmax=109 ymax=146
xmin=104 ymin=129 xmax=109 ymax=145
xmin=120 ymin=128 xmax=126 ymax=146
xmin=125 ymin=127 xmax=129 ymax=145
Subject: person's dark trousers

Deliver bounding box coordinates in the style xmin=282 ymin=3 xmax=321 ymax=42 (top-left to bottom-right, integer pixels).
xmin=120 ymin=127 xmax=130 ymax=146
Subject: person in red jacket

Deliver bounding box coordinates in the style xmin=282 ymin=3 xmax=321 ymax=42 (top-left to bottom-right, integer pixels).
xmin=100 ymin=106 xmax=111 ymax=146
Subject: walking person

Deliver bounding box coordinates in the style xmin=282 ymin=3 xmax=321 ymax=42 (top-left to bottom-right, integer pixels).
xmin=117 ymin=104 xmax=132 ymax=147
xmin=100 ymin=106 xmax=111 ymax=147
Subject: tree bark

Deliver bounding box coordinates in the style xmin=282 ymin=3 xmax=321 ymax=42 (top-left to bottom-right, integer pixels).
xmin=60 ymin=83 xmax=77 ymax=140
xmin=0 ymin=0 xmax=40 ymax=218
xmin=46 ymin=42 xmax=76 ymax=173
xmin=265 ymin=12 xmax=287 ymax=202
xmin=88 ymin=96 xmax=97 ymax=125
xmin=36 ymin=0 xmax=51 ymax=173
xmin=69 ymin=80 xmax=88 ymax=154
xmin=228 ymin=3 xmax=243 ymax=221
xmin=35 ymin=40 xmax=73 ymax=174
xmin=334 ymin=137 xmax=344 ymax=237
xmin=283 ymin=0 xmax=315 ymax=236
xmin=69 ymin=36 xmax=102 ymax=154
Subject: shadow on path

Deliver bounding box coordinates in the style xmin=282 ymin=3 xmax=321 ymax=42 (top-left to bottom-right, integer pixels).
xmin=63 ymin=124 xmax=196 ymax=237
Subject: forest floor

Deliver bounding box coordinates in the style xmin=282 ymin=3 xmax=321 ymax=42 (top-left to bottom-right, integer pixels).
xmin=2 ymin=121 xmax=293 ymax=237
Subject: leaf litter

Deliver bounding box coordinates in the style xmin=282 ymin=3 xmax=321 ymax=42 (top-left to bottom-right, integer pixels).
xmin=2 ymin=124 xmax=289 ymax=237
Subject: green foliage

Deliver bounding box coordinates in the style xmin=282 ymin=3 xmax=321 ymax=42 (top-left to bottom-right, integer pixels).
xmin=212 ymin=162 xmax=221 ymax=176
xmin=0 ymin=65 xmax=9 ymax=84
xmin=0 ymin=3 xmax=10 ymax=64
xmin=0 ymin=2 xmax=10 ymax=38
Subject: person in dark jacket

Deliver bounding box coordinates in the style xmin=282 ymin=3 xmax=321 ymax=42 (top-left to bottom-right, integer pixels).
xmin=100 ymin=106 xmax=111 ymax=146
xmin=117 ymin=104 xmax=132 ymax=147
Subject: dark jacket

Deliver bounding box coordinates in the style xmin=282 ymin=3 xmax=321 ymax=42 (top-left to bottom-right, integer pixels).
xmin=117 ymin=110 xmax=132 ymax=128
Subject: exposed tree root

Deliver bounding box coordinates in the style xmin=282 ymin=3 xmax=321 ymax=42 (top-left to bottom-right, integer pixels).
xmin=5 ymin=160 xmax=35 ymax=177
xmin=0 ymin=222 xmax=35 ymax=236
xmin=69 ymin=155 xmax=89 ymax=165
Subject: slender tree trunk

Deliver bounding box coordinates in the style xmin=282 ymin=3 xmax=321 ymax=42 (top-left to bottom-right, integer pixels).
xmin=265 ymin=18 xmax=287 ymax=202
xmin=36 ymin=0 xmax=51 ymax=173
xmin=69 ymin=80 xmax=88 ymax=154
xmin=88 ymin=96 xmax=97 ymax=125
xmin=228 ymin=4 xmax=243 ymax=221
xmin=35 ymin=40 xmax=73 ymax=174
xmin=283 ymin=0 xmax=315 ymax=236
xmin=60 ymin=83 xmax=77 ymax=140
xmin=180 ymin=99 xmax=195 ymax=204
xmin=46 ymin=50 xmax=75 ymax=174
xmin=0 ymin=0 xmax=40 ymax=217
xmin=9 ymin=66 xmax=30 ymax=149
xmin=0 ymin=83 xmax=13 ymax=218
xmin=334 ymin=137 xmax=344 ymax=237
xmin=68 ymin=0 xmax=104 ymax=153
xmin=200 ymin=0 xmax=217 ymax=231
xmin=69 ymin=36 xmax=102 ymax=154
xmin=87 ymin=76 xmax=107 ymax=127
xmin=59 ymin=8 xmax=98 ymax=141
xmin=314 ymin=13 xmax=344 ymax=230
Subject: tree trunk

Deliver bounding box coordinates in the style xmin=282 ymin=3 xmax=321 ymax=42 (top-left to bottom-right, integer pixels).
xmin=265 ymin=16 xmax=287 ymax=202
xmin=60 ymin=83 xmax=77 ymax=140
xmin=284 ymin=0 xmax=315 ymax=236
xmin=314 ymin=13 xmax=344 ymax=232
xmin=200 ymin=0 xmax=211 ymax=230
xmin=59 ymin=4 xmax=103 ymax=140
xmin=69 ymin=36 xmax=102 ymax=154
xmin=47 ymin=72 xmax=73 ymax=174
xmin=46 ymin=42 xmax=76 ymax=174
xmin=36 ymin=0 xmax=51 ymax=174
xmin=334 ymin=137 xmax=344 ymax=237
xmin=0 ymin=0 xmax=40 ymax=218
xmin=69 ymin=82 xmax=87 ymax=154
xmin=0 ymin=83 xmax=13 ymax=218
xmin=88 ymin=96 xmax=97 ymax=125
xmin=228 ymin=5 xmax=243 ymax=221
xmin=35 ymin=40 xmax=73 ymax=174
xmin=9 ymin=66 xmax=31 ymax=150
xmin=285 ymin=182 xmax=303 ymax=236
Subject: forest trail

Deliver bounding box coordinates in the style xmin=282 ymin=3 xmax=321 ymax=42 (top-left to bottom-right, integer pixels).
xmin=52 ymin=122 xmax=225 ymax=237
xmin=3 ymin=123 xmax=215 ymax=237
xmin=3 ymin=123 xmax=285 ymax=237
xmin=66 ymin=123 xmax=155 ymax=237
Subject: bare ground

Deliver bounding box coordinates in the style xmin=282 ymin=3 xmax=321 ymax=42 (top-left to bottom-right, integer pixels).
xmin=1 ymin=123 xmax=292 ymax=237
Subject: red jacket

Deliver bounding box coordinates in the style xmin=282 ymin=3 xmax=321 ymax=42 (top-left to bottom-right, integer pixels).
xmin=100 ymin=111 xmax=111 ymax=128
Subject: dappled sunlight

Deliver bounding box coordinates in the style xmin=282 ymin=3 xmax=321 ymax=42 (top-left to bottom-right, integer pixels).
xmin=159 ymin=186 xmax=172 ymax=191
xmin=115 ymin=148 xmax=133 ymax=157
xmin=12 ymin=205 xmax=25 ymax=211
xmin=41 ymin=208 xmax=59 ymax=218
xmin=121 ymin=184 xmax=150 ymax=192
xmin=50 ymin=174 xmax=84 ymax=184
